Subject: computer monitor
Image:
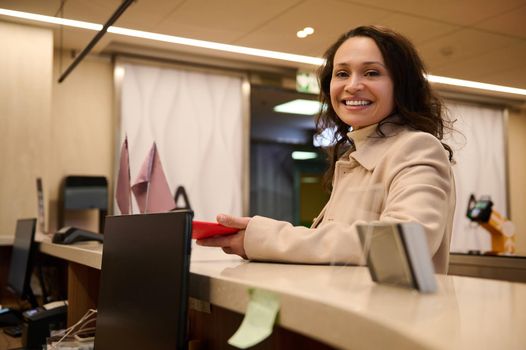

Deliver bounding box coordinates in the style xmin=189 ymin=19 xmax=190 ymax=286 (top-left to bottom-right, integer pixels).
xmin=7 ymin=218 xmax=38 ymax=308
xmin=94 ymin=210 xmax=193 ymax=350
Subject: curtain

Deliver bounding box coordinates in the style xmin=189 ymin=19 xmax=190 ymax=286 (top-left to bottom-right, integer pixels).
xmin=445 ymin=101 xmax=507 ymax=253
xmin=118 ymin=62 xmax=244 ymax=221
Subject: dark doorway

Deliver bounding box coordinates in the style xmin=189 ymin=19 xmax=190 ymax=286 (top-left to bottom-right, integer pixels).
xmin=250 ymin=85 xmax=329 ymax=226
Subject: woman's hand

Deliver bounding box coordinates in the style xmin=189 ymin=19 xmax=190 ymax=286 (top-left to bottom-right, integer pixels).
xmin=196 ymin=214 xmax=251 ymax=259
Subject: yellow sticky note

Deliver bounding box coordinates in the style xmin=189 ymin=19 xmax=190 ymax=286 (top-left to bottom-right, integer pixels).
xmin=227 ymin=288 xmax=280 ymax=349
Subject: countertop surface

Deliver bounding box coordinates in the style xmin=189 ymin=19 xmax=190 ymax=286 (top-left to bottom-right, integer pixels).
xmin=39 ymin=239 xmax=526 ymax=350
xmin=0 ymin=235 xmax=13 ymax=246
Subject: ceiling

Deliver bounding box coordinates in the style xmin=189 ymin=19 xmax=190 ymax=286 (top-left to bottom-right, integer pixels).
xmin=1 ymin=0 xmax=525 ymax=145
xmin=1 ymin=0 xmax=525 ymax=89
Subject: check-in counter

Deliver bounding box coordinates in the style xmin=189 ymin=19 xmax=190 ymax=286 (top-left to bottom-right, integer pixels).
xmin=39 ymin=239 xmax=526 ymax=350
xmin=449 ymin=252 xmax=526 ymax=283
xmin=0 ymin=236 xmax=14 ymax=246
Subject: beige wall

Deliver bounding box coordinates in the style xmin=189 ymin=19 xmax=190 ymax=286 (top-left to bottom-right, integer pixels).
xmin=48 ymin=51 xmax=114 ymax=232
xmin=0 ymin=20 xmax=114 ymax=237
xmin=507 ymin=108 xmax=526 ymax=255
xmin=0 ymin=21 xmax=52 ymax=237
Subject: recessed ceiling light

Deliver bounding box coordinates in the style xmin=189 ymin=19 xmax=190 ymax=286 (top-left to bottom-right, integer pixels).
xmin=297 ymin=30 xmax=308 ymax=39
xmin=297 ymin=26 xmax=315 ymax=39
xmin=273 ymin=99 xmax=322 ymax=115
xmin=303 ymin=27 xmax=314 ymax=35
xmin=292 ymin=151 xmax=318 ymax=160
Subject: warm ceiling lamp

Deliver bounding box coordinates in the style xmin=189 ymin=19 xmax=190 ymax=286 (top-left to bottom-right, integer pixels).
xmin=273 ymin=99 xmax=322 ymax=115
xmin=297 ymin=26 xmax=314 ymax=39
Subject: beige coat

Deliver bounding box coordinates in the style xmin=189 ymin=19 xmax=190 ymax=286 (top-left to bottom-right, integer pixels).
xmin=244 ymin=122 xmax=456 ymax=274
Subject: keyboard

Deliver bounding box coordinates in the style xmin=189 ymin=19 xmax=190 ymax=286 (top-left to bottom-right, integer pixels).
xmin=3 ymin=325 xmax=22 ymax=337
xmin=0 ymin=309 xmax=21 ymax=327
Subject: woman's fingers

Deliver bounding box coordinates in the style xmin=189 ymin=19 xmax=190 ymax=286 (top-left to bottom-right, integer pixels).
xmin=195 ymin=235 xmax=231 ymax=247
xmin=196 ymin=214 xmax=250 ymax=259
xmin=222 ymin=247 xmax=233 ymax=254
xmin=196 ymin=231 xmax=247 ymax=259
xmin=217 ymin=214 xmax=251 ymax=229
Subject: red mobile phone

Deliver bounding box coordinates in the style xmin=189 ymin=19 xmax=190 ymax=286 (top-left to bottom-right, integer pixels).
xmin=192 ymin=221 xmax=239 ymax=240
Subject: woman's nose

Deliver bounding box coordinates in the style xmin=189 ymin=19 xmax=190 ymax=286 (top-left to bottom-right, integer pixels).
xmin=344 ymin=76 xmax=364 ymax=93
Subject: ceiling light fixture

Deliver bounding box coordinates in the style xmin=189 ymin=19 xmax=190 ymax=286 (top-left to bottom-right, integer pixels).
xmin=297 ymin=26 xmax=315 ymax=39
xmin=297 ymin=30 xmax=308 ymax=39
xmin=0 ymin=8 xmax=102 ymax=30
xmin=291 ymin=151 xmax=318 ymax=160
xmin=303 ymin=27 xmax=314 ymax=35
xmin=426 ymin=74 xmax=526 ymax=97
xmin=273 ymin=99 xmax=322 ymax=115
xmin=1 ymin=8 xmax=525 ymax=97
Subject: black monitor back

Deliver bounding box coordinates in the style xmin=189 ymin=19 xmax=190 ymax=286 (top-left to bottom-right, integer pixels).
xmin=94 ymin=210 xmax=193 ymax=350
xmin=7 ymin=218 xmax=37 ymax=306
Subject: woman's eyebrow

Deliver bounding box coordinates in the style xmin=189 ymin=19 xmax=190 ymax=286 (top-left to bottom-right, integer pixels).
xmin=363 ymin=61 xmax=386 ymax=67
xmin=333 ymin=61 xmax=386 ymax=68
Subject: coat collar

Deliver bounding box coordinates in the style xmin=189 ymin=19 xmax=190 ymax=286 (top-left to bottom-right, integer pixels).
xmin=345 ymin=116 xmax=407 ymax=171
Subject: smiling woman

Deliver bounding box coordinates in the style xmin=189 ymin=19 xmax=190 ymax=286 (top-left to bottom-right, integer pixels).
xmin=197 ymin=25 xmax=456 ymax=274
xmin=317 ymin=25 xmax=453 ymax=190
xmin=329 ymin=36 xmax=394 ymax=128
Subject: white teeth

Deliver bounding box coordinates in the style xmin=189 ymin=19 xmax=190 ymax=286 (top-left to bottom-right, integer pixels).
xmin=345 ymin=100 xmax=371 ymax=106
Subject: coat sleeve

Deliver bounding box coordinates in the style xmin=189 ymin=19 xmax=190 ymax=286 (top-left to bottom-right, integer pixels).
xmin=244 ymin=215 xmax=368 ymax=265
xmin=243 ymin=132 xmax=454 ymax=269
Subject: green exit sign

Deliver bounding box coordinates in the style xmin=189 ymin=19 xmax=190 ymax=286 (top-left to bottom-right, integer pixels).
xmin=296 ymin=71 xmax=319 ymax=94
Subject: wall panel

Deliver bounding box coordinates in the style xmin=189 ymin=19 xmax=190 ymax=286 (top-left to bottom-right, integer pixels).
xmin=0 ymin=21 xmax=52 ymax=237
xmin=49 ymin=52 xmax=114 ymax=232
xmin=507 ymin=108 xmax=526 ymax=255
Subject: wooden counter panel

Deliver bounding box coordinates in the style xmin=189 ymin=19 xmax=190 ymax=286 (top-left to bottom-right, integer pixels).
xmin=67 ymin=262 xmax=100 ymax=326
xmin=189 ymin=306 xmax=335 ymax=350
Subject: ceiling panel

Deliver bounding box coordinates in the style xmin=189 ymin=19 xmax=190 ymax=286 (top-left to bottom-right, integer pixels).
xmin=40 ymin=0 xmax=118 ymax=23
xmin=429 ymin=40 xmax=526 ymax=86
xmin=343 ymin=0 xmax=526 ymax=26
xmin=375 ymin=13 xmax=459 ymax=45
xmin=483 ymin=66 xmax=526 ymax=89
xmin=102 ymin=0 xmax=186 ymax=31
xmin=474 ymin=4 xmax=526 ymax=39
xmin=56 ymin=0 xmax=189 ymax=32
xmin=153 ymin=0 xmax=300 ymax=44
xmin=417 ymin=29 xmax=520 ymax=71
xmin=235 ymin=0 xmax=390 ymax=56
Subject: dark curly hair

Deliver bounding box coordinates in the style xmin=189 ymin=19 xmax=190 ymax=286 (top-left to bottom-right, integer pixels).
xmin=316 ymin=25 xmax=453 ymax=190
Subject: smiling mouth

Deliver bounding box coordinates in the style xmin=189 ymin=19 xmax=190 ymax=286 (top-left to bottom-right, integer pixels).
xmin=344 ymin=100 xmax=372 ymax=106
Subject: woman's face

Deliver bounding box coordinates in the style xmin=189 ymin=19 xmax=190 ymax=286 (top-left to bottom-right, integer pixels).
xmin=329 ymin=36 xmax=394 ymax=129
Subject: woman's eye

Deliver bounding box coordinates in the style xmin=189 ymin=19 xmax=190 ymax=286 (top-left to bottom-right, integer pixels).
xmin=365 ymin=70 xmax=380 ymax=77
xmin=334 ymin=71 xmax=349 ymax=78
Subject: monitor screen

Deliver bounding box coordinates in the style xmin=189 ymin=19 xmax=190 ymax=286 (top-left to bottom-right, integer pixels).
xmin=7 ymin=218 xmax=37 ymax=300
xmin=95 ymin=210 xmax=192 ymax=350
